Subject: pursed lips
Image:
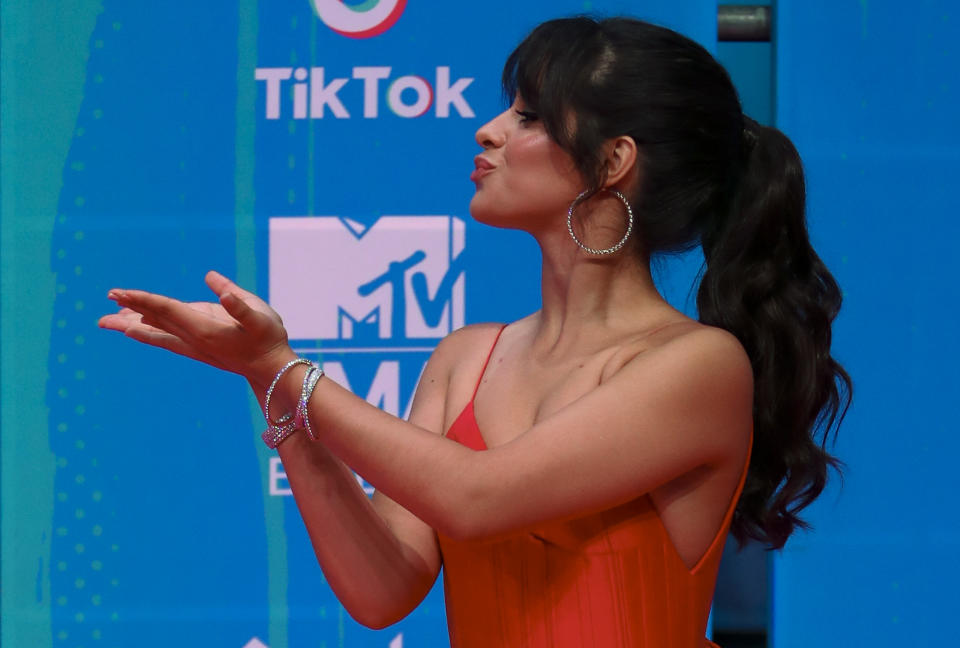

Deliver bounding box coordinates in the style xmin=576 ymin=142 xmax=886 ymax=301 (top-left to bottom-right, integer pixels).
xmin=471 ymin=156 xmax=496 ymax=182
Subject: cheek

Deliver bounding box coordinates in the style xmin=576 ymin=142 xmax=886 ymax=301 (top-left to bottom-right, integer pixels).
xmin=504 ymin=131 xmax=553 ymax=169
xmin=506 ymin=133 xmax=581 ymax=194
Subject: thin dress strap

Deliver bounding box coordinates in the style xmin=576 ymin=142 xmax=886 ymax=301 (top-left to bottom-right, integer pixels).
xmin=470 ymin=324 xmax=507 ymax=401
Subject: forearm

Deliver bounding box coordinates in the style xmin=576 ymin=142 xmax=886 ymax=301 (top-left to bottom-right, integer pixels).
xmin=250 ymin=380 xmax=435 ymax=627
xmin=277 ymin=434 xmax=437 ymax=627
xmin=271 ymin=365 xmax=482 ymax=541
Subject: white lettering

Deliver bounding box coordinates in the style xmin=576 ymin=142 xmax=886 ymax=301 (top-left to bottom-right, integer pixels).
xmin=256 ymin=66 xmax=474 ymax=120
xmin=269 ymin=457 xmax=291 ymax=496
xmin=353 ymin=66 xmax=391 ymax=118
xmin=255 ymin=67 xmax=293 ymax=119
xmin=293 ymin=67 xmax=309 ymax=119
xmin=388 ymin=76 xmax=433 ymax=118
xmin=310 ymin=67 xmax=350 ymax=118
xmin=436 ymin=66 xmax=475 ymax=118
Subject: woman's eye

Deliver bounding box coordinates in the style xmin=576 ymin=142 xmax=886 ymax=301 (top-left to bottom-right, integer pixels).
xmin=515 ymin=110 xmax=539 ymax=125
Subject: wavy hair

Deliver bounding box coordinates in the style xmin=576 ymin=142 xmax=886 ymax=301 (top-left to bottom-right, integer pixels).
xmin=504 ymin=16 xmax=852 ymax=548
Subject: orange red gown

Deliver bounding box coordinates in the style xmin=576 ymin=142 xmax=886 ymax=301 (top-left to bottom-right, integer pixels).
xmin=437 ymin=327 xmax=750 ymax=647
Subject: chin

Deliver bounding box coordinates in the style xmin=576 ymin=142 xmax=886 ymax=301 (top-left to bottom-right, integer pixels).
xmin=469 ymin=198 xmax=511 ymax=230
xmin=468 ymin=194 xmax=496 ymax=226
xmin=469 ymin=196 xmax=551 ymax=234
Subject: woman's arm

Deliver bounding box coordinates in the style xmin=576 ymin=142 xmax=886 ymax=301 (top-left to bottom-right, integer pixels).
xmin=256 ymin=347 xmax=448 ymax=628
xmin=101 ymin=283 xmax=452 ymax=628
xmin=104 ymin=273 xmax=753 ymax=543
xmin=268 ymin=324 xmax=753 ymax=542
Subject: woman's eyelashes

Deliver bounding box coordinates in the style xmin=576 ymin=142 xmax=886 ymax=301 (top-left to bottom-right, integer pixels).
xmin=515 ymin=110 xmax=539 ymax=125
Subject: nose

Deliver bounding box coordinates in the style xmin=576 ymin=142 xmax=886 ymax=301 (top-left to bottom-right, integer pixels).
xmin=475 ymin=110 xmax=507 ymax=149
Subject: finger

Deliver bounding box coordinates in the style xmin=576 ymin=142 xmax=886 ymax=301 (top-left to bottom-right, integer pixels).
xmin=112 ymin=289 xmax=220 ymax=343
xmin=99 ymin=312 xmax=141 ymax=331
xmin=122 ymin=323 xmax=232 ymax=372
xmin=109 ymin=289 xmax=183 ymax=319
xmin=139 ymin=310 xmax=206 ymax=347
xmin=204 ymin=271 xmax=241 ymax=298
xmin=99 ymin=310 xmax=174 ymax=337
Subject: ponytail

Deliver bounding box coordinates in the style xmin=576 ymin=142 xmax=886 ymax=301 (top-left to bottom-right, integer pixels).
xmin=503 ymin=17 xmax=852 ymax=548
xmin=697 ymin=119 xmax=853 ymax=548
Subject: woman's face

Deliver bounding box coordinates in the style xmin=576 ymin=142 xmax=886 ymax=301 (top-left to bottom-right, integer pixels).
xmin=469 ymin=97 xmax=583 ymax=232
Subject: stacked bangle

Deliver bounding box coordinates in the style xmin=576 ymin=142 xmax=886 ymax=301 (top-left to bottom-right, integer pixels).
xmin=260 ymin=358 xmax=325 ymax=449
xmin=264 ymin=358 xmax=312 ymax=426
xmin=298 ymin=366 xmax=324 ymax=441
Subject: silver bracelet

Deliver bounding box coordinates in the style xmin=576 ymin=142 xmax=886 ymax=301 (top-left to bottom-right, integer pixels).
xmin=298 ymin=365 xmax=325 ymax=441
xmin=264 ymin=358 xmax=312 ymax=427
xmin=261 ymin=361 xmax=324 ymax=449
xmin=261 ymin=420 xmax=298 ymax=449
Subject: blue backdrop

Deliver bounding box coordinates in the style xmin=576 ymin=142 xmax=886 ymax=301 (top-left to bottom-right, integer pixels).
xmin=2 ymin=1 xmax=956 ymax=647
xmin=770 ymin=1 xmax=959 ymax=645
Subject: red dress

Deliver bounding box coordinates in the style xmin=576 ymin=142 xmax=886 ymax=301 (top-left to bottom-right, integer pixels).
xmin=437 ymin=326 xmax=751 ymax=647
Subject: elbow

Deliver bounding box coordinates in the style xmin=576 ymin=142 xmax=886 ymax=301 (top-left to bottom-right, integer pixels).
xmin=336 ymin=563 xmax=435 ymax=630
xmin=344 ymin=598 xmax=415 ymax=630
xmin=352 ymin=611 xmax=402 ymax=631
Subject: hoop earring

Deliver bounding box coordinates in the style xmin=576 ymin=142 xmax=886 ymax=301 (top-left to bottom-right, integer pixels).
xmin=566 ymin=189 xmax=634 ymax=255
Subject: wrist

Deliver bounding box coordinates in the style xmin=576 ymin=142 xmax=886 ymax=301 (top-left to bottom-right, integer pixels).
xmin=251 ymin=344 xmax=298 ymax=389
xmin=275 ymin=363 xmax=311 ymax=422
xmin=260 ymin=359 xmax=324 ymax=449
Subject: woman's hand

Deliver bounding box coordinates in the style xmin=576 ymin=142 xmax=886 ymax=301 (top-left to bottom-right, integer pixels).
xmin=98 ymin=270 xmax=295 ymax=385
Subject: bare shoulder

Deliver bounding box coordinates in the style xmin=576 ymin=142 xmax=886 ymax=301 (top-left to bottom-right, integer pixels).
xmin=651 ymin=323 xmax=752 ymax=406
xmin=612 ymin=322 xmax=754 ymax=457
xmin=661 ymin=323 xmax=750 ymax=376
xmin=436 ymin=322 xmax=506 ymax=352
xmin=430 ymin=322 xmax=506 ymax=372
xmin=605 ymin=320 xmax=751 ymax=387
xmin=635 ymin=321 xmax=751 ymax=379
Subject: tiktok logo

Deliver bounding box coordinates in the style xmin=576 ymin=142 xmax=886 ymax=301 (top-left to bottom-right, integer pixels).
xmin=311 ymin=0 xmax=407 ymax=38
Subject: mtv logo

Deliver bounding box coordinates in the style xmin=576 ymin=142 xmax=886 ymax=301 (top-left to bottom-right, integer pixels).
xmin=269 ymin=216 xmax=465 ymax=342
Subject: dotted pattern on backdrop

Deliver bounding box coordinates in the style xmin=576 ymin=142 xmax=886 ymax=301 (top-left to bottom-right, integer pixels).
xmin=46 ymin=15 xmax=126 ymax=644
xmin=46 ymin=3 xmax=269 ymax=646
xmin=36 ymin=2 xmax=717 ymax=647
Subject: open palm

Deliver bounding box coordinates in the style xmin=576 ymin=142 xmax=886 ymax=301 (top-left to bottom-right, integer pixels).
xmin=99 ymin=271 xmax=293 ymax=384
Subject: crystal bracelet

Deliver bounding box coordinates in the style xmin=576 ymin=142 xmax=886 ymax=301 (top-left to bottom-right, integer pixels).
xmin=264 ymin=358 xmax=312 ymax=427
xmin=298 ymin=365 xmax=325 ymax=441
xmin=261 ymin=361 xmax=324 ymax=449
xmin=261 ymin=420 xmax=298 ymax=449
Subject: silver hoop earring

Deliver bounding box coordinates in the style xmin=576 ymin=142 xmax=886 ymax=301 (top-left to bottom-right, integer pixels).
xmin=566 ymin=189 xmax=634 ymax=255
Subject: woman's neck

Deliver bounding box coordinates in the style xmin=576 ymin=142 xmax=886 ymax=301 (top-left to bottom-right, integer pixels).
xmin=528 ymin=227 xmax=683 ymax=358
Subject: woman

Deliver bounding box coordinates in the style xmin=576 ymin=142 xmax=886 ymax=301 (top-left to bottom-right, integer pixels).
xmin=100 ymin=16 xmax=850 ymax=648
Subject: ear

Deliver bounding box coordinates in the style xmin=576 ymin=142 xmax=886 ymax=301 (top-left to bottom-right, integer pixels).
xmin=601 ymin=135 xmax=639 ymax=189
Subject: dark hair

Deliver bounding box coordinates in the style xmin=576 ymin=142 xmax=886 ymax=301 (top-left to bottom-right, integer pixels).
xmin=504 ymin=16 xmax=852 ymax=549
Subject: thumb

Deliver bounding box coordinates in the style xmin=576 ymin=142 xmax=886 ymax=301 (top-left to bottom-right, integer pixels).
xmin=205 ymin=270 xmax=238 ymax=298
xmin=219 ymin=291 xmax=260 ymax=327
